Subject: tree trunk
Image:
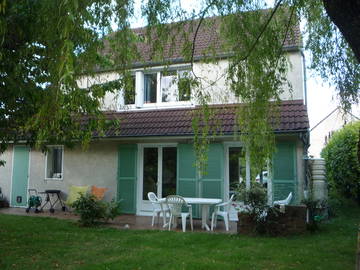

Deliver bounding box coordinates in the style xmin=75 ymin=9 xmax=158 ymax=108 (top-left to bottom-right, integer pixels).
xmin=323 ymin=0 xmax=360 ymax=63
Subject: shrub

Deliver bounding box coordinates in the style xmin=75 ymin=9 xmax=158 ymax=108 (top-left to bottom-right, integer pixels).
xmin=321 ymin=121 xmax=360 ymax=204
xmin=236 ymin=182 xmax=280 ymax=235
xmin=301 ymin=196 xmax=327 ymax=231
xmin=71 ymin=193 xmax=121 ymax=227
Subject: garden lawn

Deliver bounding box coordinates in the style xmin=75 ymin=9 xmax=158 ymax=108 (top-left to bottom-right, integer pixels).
xmin=0 ymin=205 xmax=359 ymax=270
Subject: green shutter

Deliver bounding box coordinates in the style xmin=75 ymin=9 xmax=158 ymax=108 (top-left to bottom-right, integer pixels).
xmin=11 ymin=146 xmax=30 ymax=207
xmin=177 ymin=143 xmax=224 ymax=199
xmin=272 ymin=142 xmax=297 ymax=203
xmin=177 ymin=143 xmax=197 ymax=197
xmin=200 ymin=143 xmax=224 ymax=200
xmin=118 ymin=144 xmax=137 ymax=214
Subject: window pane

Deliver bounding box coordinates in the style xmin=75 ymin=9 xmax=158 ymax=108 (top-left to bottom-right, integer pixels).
xmin=46 ymin=147 xmax=63 ymax=179
xmin=143 ymin=147 xmax=158 ymax=200
xmin=124 ymin=76 xmax=135 ymax=105
xmin=53 ymin=148 xmax=62 ymax=174
xmin=162 ymin=147 xmax=177 ymax=197
xmin=161 ymin=71 xmax=177 ymax=102
xmin=144 ymin=74 xmax=157 ymax=103
xmin=178 ymin=70 xmax=191 ymax=101
xmin=229 ymin=147 xmax=245 ymax=195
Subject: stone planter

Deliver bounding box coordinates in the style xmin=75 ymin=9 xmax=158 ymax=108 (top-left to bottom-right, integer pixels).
xmin=311 ymin=158 xmax=327 ymax=201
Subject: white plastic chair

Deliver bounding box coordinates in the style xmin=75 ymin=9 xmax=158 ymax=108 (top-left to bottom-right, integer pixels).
xmin=166 ymin=195 xmax=193 ymax=232
xmin=273 ymin=192 xmax=293 ymax=206
xmin=147 ymin=192 xmax=170 ymax=227
xmin=211 ymin=194 xmax=235 ymax=231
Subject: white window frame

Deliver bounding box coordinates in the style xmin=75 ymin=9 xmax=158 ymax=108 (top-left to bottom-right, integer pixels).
xmin=136 ymin=143 xmax=177 ymax=216
xmin=44 ymin=145 xmax=64 ymax=181
xmin=122 ymin=65 xmax=194 ymax=110
xmin=223 ymin=142 xmax=249 ymax=202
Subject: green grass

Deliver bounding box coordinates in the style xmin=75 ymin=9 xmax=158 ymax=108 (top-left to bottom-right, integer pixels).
xmin=0 ymin=206 xmax=359 ymax=270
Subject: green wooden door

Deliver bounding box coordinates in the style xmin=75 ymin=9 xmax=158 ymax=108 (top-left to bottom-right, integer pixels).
xmin=177 ymin=143 xmax=224 ymax=217
xmin=118 ymin=144 xmax=137 ymax=214
xmin=200 ymin=143 xmax=224 ymax=200
xmin=11 ymin=146 xmax=30 ymax=207
xmin=177 ymin=143 xmax=197 ymax=198
xmin=272 ymin=142 xmax=297 ymax=203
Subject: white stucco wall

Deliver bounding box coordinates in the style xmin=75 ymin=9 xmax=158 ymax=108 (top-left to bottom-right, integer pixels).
xmin=281 ymin=51 xmax=305 ymax=101
xmin=77 ymin=72 xmax=121 ymax=111
xmin=0 ymin=142 xmax=119 ymax=206
xmin=77 ymin=50 xmax=305 ymax=111
xmin=192 ymin=59 xmax=237 ymax=104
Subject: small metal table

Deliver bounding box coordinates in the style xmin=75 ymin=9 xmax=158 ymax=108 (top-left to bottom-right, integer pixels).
xmin=39 ymin=190 xmax=66 ymax=213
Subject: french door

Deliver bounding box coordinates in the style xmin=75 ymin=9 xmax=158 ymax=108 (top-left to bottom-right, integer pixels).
xmin=138 ymin=145 xmax=177 ymax=214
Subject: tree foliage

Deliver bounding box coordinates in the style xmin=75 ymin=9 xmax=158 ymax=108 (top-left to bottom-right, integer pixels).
xmin=0 ymin=0 xmax=359 ymax=171
xmin=321 ymin=121 xmax=360 ymax=204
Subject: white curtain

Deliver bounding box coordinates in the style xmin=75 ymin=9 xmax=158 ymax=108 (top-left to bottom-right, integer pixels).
xmin=161 ymin=74 xmax=178 ymax=102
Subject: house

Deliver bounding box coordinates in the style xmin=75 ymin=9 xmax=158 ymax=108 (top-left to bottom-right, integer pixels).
xmin=309 ymin=106 xmax=360 ymax=157
xmin=0 ymin=15 xmax=309 ymax=216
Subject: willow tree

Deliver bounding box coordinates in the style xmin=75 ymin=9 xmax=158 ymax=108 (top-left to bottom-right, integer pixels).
xmin=0 ymin=0 xmax=359 ymax=171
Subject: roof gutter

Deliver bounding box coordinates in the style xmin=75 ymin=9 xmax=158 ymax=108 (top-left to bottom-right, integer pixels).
xmin=92 ymin=129 xmax=309 ymax=140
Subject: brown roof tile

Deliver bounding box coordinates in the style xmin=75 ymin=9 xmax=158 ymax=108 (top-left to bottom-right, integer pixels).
xmin=98 ymin=100 xmax=308 ymax=138
xmin=104 ymin=13 xmax=302 ymax=67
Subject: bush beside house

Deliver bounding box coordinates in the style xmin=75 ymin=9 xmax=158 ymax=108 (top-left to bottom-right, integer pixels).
xmin=321 ymin=121 xmax=360 ymax=204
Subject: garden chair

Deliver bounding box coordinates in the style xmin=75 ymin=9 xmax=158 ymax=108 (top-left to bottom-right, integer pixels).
xmin=166 ymin=195 xmax=193 ymax=232
xmin=91 ymin=185 xmax=108 ymax=200
xmin=147 ymin=192 xmax=170 ymax=227
xmin=273 ymin=192 xmax=293 ymax=206
xmin=211 ymin=194 xmax=235 ymax=231
xmin=64 ymin=185 xmax=89 ymax=211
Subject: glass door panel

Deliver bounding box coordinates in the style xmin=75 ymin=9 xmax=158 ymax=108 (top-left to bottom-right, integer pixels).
xmin=142 ymin=147 xmax=158 ymax=200
xmin=162 ymin=147 xmax=177 ymax=197
xmin=229 ymin=147 xmax=246 ymax=196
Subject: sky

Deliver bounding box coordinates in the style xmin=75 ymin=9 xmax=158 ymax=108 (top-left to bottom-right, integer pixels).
xmin=127 ymin=0 xmax=360 ymax=157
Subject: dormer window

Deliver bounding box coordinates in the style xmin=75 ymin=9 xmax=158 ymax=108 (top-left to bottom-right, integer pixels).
xmin=122 ymin=66 xmax=192 ymax=108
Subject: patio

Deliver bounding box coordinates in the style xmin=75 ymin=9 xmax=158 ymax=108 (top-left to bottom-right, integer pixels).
xmin=0 ymin=207 xmax=237 ymax=233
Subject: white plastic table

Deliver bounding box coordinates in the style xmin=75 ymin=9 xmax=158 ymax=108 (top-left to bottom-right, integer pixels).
xmin=160 ymin=197 xmax=222 ymax=231
xmin=183 ymin=197 xmax=222 ymax=231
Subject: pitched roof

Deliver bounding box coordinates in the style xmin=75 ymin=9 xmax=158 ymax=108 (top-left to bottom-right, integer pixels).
xmin=98 ymin=100 xmax=308 ymax=138
xmin=103 ymin=13 xmax=302 ymax=67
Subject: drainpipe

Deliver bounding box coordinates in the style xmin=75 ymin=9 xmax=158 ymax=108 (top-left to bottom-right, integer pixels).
xmin=301 ymin=50 xmax=308 ymax=109
xmin=301 ymin=50 xmax=310 ymax=196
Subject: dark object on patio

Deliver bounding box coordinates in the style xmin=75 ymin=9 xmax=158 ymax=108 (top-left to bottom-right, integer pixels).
xmin=0 ymin=187 xmax=9 ymax=208
xmin=26 ymin=189 xmax=42 ymax=213
xmin=40 ymin=190 xmax=66 ymax=213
